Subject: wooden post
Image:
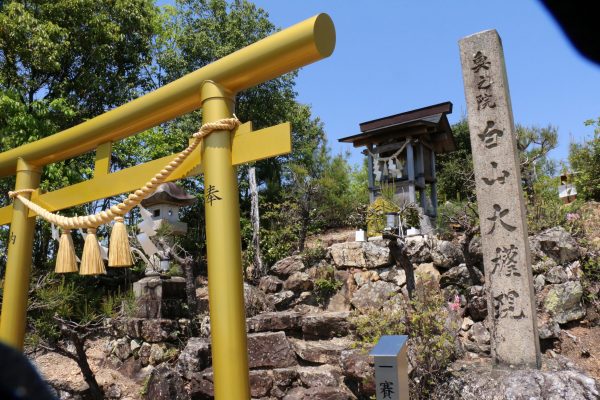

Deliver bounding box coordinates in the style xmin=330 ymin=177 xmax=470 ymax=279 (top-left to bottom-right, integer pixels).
xmin=430 ymin=149 xmax=438 ymax=217
xmin=417 ymin=142 xmax=426 ymax=210
xmin=406 ymin=140 xmax=415 ymax=204
xmin=367 ymin=151 xmax=375 ymax=203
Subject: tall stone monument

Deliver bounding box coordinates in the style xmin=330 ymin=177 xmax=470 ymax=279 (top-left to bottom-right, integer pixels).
xmin=459 ymin=30 xmax=541 ymax=368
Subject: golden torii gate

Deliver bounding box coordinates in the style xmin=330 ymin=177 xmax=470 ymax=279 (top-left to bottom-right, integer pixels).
xmin=0 ymin=14 xmax=335 ymax=399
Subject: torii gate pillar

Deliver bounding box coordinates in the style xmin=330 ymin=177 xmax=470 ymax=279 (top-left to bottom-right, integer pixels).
xmin=201 ymin=81 xmax=250 ymax=399
xmin=0 ymin=159 xmax=41 ymax=349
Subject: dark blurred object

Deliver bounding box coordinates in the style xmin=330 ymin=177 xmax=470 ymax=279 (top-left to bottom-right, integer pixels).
xmin=0 ymin=343 xmax=57 ymax=400
xmin=541 ymin=0 xmax=600 ymax=64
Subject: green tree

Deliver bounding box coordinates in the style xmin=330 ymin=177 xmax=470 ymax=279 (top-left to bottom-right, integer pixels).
xmin=436 ymin=119 xmax=475 ymax=202
xmin=569 ymin=118 xmax=600 ymax=201
xmin=516 ymin=124 xmax=558 ymax=201
xmin=0 ymin=0 xmax=157 ymax=141
xmin=0 ymin=0 xmax=158 ymax=271
xmin=144 ymin=0 xmax=331 ymax=261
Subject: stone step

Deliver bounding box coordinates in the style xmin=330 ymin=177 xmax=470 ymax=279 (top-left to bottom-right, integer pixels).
xmin=246 ymin=311 xmax=351 ymax=339
xmin=289 ymin=337 xmax=352 ymax=365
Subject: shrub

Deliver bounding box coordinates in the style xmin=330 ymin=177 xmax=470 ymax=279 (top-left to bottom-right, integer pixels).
xmin=569 ymin=119 xmax=600 ymax=201
xmin=581 ymin=255 xmax=600 ymax=304
xmin=313 ymin=266 xmax=343 ymax=305
xmin=300 ymin=245 xmax=327 ymax=267
xmin=366 ymin=197 xmax=399 ymax=237
xmin=351 ymin=276 xmax=460 ymax=399
xmin=166 ymin=263 xmax=183 ymax=277
xmin=436 ymin=200 xmax=478 ymax=240
xmin=527 ymin=175 xmax=566 ymax=233
xmin=100 ymin=288 xmax=137 ymax=319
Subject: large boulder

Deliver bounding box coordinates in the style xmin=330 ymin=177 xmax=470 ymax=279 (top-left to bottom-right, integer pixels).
xmin=326 ymin=270 xmax=354 ymax=312
xmin=414 ymin=263 xmax=441 ymax=284
xmin=249 ymin=370 xmax=274 ymax=398
xmin=301 ymin=312 xmax=351 ymax=339
xmin=329 ymin=241 xmax=391 ymax=269
xmin=258 ymin=275 xmax=283 ymax=293
xmin=448 ymin=359 xmax=599 ymax=400
xmin=406 ymin=238 xmax=433 ymax=263
xmin=175 ymin=338 xmax=211 ymax=380
xmin=340 ymin=349 xmax=375 ymax=397
xmin=440 ymin=263 xmax=483 ymax=289
xmin=297 ymin=365 xmax=343 ymax=388
xmin=467 ymin=236 xmax=484 ymax=269
xmin=244 ymin=282 xmax=274 ymax=317
xmin=432 ymin=240 xmax=464 ymax=269
xmin=247 ymin=311 xmax=302 ymax=333
xmin=113 ymin=318 xmax=191 ymax=343
xmin=145 ymin=364 xmax=188 ymax=400
xmin=379 ymin=267 xmax=407 ymax=287
xmin=290 ymin=338 xmax=351 ymax=364
xmin=267 ymin=290 xmax=296 ymax=311
xmin=542 ymin=281 xmax=586 ymax=324
xmin=350 ymin=281 xmax=400 ymax=311
xmin=545 ymin=265 xmax=569 ymax=284
xmin=466 ymin=285 xmax=487 ymax=322
xmin=271 ymin=256 xmax=306 ymax=277
xmin=283 ymin=271 xmax=313 ymax=292
xmin=283 ymin=386 xmax=356 ymax=400
xmin=530 ymin=227 xmax=583 ymax=264
xmin=247 ymin=332 xmax=297 ymax=369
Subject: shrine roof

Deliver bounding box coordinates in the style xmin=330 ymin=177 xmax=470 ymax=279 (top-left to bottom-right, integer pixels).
xmin=338 ymin=102 xmax=456 ymax=153
xmin=140 ymin=182 xmax=197 ymax=207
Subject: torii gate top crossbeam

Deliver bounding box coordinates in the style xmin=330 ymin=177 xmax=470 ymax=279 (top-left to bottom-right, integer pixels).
xmin=0 ymin=13 xmax=335 ymax=177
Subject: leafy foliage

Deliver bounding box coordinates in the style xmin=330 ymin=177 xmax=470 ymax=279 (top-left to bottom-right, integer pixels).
xmin=569 ymin=118 xmax=600 ymax=201
xmin=351 ymin=276 xmax=460 ymax=399
xmin=527 ymin=175 xmax=564 ymax=233
xmin=313 ymin=265 xmax=343 ymax=305
xmin=516 ymin=124 xmax=558 ymax=201
xmin=436 ymin=119 xmax=475 ymax=202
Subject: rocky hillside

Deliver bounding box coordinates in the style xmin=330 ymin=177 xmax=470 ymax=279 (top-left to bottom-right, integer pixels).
xmin=31 ymin=226 xmax=600 ymax=399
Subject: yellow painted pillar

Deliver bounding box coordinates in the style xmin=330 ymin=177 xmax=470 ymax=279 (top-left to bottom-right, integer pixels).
xmin=0 ymin=158 xmax=41 ymax=349
xmin=201 ymin=81 xmax=250 ymax=399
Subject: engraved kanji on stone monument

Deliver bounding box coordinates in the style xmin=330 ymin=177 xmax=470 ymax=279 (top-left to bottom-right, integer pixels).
xmin=482 ymin=162 xmax=509 ymax=185
xmin=478 ymin=121 xmax=503 ymax=148
xmin=491 ymin=245 xmax=519 ymax=276
xmin=460 ymin=29 xmax=541 ymax=368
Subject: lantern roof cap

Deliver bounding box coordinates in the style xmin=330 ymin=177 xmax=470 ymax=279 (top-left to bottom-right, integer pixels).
xmin=140 ymin=182 xmax=197 ymax=207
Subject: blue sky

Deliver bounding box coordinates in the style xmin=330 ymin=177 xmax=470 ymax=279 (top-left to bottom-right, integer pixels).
xmin=248 ymin=0 xmax=600 ymax=168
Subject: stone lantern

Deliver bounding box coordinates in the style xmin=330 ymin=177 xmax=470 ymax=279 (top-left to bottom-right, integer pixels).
xmin=140 ymin=182 xmax=197 ymax=235
xmin=134 ymin=182 xmax=197 ymax=319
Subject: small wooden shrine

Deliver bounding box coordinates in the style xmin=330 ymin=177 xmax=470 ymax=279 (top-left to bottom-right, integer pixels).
xmin=339 ymin=102 xmax=455 ymax=231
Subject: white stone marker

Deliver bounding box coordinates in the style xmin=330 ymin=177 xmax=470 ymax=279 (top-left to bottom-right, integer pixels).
xmin=459 ymin=30 xmax=541 ymax=368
